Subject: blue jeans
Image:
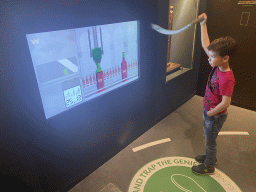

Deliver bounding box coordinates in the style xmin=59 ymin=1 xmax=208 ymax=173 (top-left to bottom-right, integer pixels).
xmin=203 ymin=106 xmax=228 ymax=167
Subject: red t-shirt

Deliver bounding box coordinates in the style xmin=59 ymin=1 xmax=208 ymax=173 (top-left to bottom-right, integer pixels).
xmin=203 ymin=67 xmax=236 ymax=115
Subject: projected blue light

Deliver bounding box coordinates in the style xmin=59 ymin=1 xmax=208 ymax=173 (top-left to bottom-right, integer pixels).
xmin=26 ymin=20 xmax=139 ymax=119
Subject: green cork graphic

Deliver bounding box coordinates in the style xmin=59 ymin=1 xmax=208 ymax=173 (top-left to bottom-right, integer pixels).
xmin=92 ymin=47 xmax=102 ymax=65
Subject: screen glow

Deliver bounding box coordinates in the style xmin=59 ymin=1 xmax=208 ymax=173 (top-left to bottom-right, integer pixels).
xmin=26 ymin=20 xmax=139 ymax=119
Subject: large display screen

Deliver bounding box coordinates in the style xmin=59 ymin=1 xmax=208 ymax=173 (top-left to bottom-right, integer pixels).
xmin=26 ymin=20 xmax=139 ymax=119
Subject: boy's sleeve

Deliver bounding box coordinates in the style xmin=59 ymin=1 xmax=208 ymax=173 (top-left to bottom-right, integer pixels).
xmin=219 ymin=79 xmax=236 ymax=96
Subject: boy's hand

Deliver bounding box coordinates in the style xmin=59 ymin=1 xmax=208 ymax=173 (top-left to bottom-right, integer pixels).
xmin=207 ymin=108 xmax=213 ymax=117
xmin=198 ymin=13 xmax=207 ymax=25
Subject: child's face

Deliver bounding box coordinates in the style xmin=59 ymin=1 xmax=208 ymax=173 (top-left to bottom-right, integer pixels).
xmin=208 ymin=51 xmax=229 ymax=67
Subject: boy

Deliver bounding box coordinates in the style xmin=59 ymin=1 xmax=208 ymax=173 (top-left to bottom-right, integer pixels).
xmin=192 ymin=13 xmax=237 ymax=175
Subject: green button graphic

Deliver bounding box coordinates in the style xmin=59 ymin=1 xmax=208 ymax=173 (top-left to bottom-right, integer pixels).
xmin=64 ymin=68 xmax=68 ymax=76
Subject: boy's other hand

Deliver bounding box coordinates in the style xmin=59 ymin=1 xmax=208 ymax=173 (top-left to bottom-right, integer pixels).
xmin=198 ymin=13 xmax=207 ymax=25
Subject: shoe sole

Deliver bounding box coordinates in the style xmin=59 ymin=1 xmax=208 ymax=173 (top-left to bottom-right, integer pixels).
xmin=192 ymin=170 xmax=215 ymax=175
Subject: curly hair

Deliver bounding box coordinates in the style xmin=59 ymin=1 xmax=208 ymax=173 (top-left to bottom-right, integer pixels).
xmin=207 ymin=36 xmax=238 ymax=63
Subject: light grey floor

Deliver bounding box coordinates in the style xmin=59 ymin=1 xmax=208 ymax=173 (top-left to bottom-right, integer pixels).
xmin=68 ymin=95 xmax=256 ymax=192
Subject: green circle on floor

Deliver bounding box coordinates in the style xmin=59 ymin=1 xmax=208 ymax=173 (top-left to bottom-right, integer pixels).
xmin=128 ymin=156 xmax=242 ymax=192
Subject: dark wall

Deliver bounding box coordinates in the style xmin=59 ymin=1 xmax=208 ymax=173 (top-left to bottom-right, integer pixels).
xmin=196 ymin=0 xmax=256 ymax=112
xmin=0 ymin=0 xmax=206 ymax=191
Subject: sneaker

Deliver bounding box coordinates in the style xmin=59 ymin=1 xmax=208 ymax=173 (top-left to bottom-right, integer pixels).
xmin=195 ymin=155 xmax=218 ymax=165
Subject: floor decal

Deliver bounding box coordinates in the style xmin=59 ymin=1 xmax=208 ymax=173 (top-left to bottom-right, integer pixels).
xmin=128 ymin=156 xmax=242 ymax=192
